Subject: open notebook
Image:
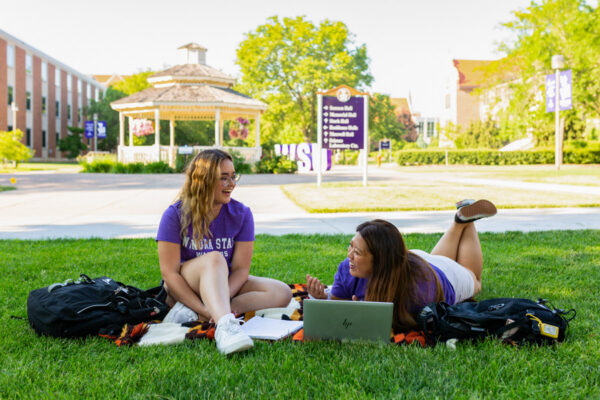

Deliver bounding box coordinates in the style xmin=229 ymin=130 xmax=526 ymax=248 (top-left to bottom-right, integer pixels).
xmin=240 ymin=316 xmax=303 ymax=340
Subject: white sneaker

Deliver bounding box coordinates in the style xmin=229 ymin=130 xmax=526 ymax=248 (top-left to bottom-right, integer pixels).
xmin=162 ymin=302 xmax=198 ymax=324
xmin=215 ymin=313 xmax=253 ymax=355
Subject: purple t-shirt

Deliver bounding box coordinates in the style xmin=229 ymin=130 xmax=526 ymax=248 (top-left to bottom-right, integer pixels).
xmin=156 ymin=199 xmax=254 ymax=268
xmin=330 ymin=257 xmax=456 ymax=312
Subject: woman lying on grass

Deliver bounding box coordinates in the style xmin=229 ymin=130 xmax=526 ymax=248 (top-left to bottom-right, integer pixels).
xmin=157 ymin=149 xmax=292 ymax=355
xmin=306 ymin=199 xmax=497 ymax=332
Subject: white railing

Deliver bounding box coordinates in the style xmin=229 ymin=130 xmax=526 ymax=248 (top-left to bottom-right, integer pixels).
xmin=118 ymin=145 xmax=262 ymax=167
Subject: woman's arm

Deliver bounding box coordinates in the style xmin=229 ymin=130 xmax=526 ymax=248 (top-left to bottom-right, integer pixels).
xmin=228 ymin=240 xmax=253 ymax=299
xmin=158 ymin=240 xmax=210 ymax=320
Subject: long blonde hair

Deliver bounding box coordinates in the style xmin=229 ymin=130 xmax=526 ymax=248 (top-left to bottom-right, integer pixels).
xmin=178 ymin=149 xmax=233 ymax=245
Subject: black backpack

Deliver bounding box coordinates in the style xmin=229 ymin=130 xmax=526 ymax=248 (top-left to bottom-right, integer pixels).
xmin=27 ymin=274 xmax=169 ymax=338
xmin=418 ymin=297 xmax=575 ymax=345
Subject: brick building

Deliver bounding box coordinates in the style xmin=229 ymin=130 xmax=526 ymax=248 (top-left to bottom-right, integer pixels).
xmin=0 ymin=29 xmax=105 ymax=160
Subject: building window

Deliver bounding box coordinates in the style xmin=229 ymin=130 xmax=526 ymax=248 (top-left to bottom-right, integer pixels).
xmin=26 ymin=91 xmax=31 ymax=110
xmin=78 ymin=107 xmax=81 ymax=122
xmin=42 ymin=62 xmax=48 ymax=81
xmin=56 ymin=131 xmax=60 ymax=143
xmin=26 ymin=54 xmax=32 ymax=74
xmin=7 ymin=45 xmax=15 ymax=68
xmin=42 ymin=97 xmax=46 ymax=113
xmin=8 ymin=125 xmax=13 ymax=132
xmin=77 ymin=80 xmax=82 ymax=94
xmin=7 ymin=86 xmax=13 ymax=105
xmin=68 ymin=104 xmax=71 ymax=120
xmin=56 ymin=100 xmax=60 ymax=117
xmin=55 ymin=69 xmax=61 ymax=87
xmin=42 ymin=130 xmax=47 ymax=147
xmin=87 ymin=83 xmax=91 ymax=96
xmin=427 ymin=121 xmax=435 ymax=137
xmin=26 ymin=128 xmax=31 ymax=146
xmin=67 ymin=74 xmax=72 ymax=91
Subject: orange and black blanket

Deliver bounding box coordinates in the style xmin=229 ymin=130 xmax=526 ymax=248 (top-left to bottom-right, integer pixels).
xmin=100 ymin=284 xmax=428 ymax=347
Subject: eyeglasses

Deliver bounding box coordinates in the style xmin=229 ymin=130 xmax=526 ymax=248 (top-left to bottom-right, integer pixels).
xmin=220 ymin=174 xmax=241 ymax=187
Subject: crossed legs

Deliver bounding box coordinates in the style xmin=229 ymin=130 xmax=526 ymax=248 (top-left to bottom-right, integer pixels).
xmin=431 ymin=221 xmax=483 ymax=295
xmin=180 ymin=252 xmax=291 ymax=322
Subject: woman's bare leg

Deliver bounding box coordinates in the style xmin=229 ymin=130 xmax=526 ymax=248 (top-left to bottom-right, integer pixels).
xmin=230 ymin=276 xmax=292 ymax=315
xmin=180 ymin=252 xmax=232 ymax=322
xmin=431 ymin=220 xmax=483 ymax=295
xmin=455 ymin=222 xmax=483 ymax=282
xmin=431 ymin=221 xmax=468 ymax=261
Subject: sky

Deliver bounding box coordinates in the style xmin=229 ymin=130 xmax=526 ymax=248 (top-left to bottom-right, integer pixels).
xmin=2 ymin=0 xmax=535 ymax=118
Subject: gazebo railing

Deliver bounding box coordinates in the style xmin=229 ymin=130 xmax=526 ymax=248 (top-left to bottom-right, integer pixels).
xmin=118 ymin=145 xmax=262 ymax=167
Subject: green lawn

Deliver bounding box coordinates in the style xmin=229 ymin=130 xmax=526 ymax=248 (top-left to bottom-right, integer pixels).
xmin=383 ymin=164 xmax=600 ymax=187
xmin=0 ymin=161 xmax=81 ymax=174
xmin=282 ymin=165 xmax=600 ymax=212
xmin=282 ymin=182 xmax=600 ymax=212
xmin=0 ymin=186 xmax=16 ymax=192
xmin=1 ymin=232 xmax=598 ymax=399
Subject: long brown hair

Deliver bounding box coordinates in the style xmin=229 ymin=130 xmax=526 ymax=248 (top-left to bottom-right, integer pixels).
xmin=177 ymin=149 xmax=233 ymax=245
xmin=358 ymin=219 xmax=444 ymax=332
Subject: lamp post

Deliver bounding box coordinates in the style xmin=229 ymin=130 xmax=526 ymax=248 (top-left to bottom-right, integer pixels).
xmin=551 ymin=54 xmax=565 ymax=171
xmin=93 ymin=113 xmax=98 ymax=152
xmin=11 ymin=101 xmax=19 ymax=139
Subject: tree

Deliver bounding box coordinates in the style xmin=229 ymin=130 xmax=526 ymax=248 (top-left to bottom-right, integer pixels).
xmin=58 ymin=127 xmax=88 ymax=159
xmin=368 ymin=93 xmax=404 ymax=149
xmin=494 ymin=0 xmax=600 ymax=145
xmin=455 ymin=120 xmax=505 ymax=149
xmin=87 ymin=71 xmax=154 ymax=151
xmin=111 ymin=70 xmax=153 ymax=95
xmin=87 ymin=87 xmax=127 ymax=151
xmin=397 ymin=112 xmax=417 ymax=143
xmin=0 ymin=130 xmax=33 ymax=166
xmin=236 ymin=16 xmax=373 ymax=144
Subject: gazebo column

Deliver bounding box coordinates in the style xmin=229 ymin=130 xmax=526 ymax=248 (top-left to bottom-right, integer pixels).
xmin=169 ymin=117 xmax=175 ymax=168
xmin=128 ymin=117 xmax=133 ymax=147
xmin=219 ymin=119 xmax=224 ymax=146
xmin=255 ymin=113 xmax=261 ymax=148
xmin=154 ymin=109 xmax=160 ymax=162
xmin=118 ymin=112 xmax=124 ymax=162
xmin=214 ymin=108 xmax=220 ymax=146
xmin=255 ymin=112 xmax=261 ymax=160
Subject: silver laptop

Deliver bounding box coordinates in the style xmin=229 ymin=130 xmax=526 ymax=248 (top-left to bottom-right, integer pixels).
xmin=303 ymin=299 xmax=393 ymax=343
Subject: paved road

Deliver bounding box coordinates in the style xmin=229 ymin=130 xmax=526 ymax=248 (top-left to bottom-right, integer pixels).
xmin=1 ymin=167 xmax=599 ymax=239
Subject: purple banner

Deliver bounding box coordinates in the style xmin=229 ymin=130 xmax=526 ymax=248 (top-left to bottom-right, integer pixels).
xmin=546 ymin=69 xmax=572 ymax=112
xmin=322 ymin=95 xmax=364 ymax=150
xmin=84 ymin=120 xmax=94 ymax=138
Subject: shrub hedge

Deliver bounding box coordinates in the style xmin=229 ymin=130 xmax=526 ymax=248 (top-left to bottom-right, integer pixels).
xmin=395 ymin=148 xmax=600 ymax=166
xmin=81 ymin=160 xmax=174 ymax=173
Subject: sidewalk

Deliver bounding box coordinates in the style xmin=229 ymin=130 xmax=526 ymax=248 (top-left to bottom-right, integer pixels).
xmin=1 ymin=169 xmax=599 ymax=239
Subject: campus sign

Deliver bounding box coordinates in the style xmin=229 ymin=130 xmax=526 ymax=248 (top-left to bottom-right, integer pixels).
xmin=546 ymin=69 xmax=572 ymax=112
xmin=317 ymin=85 xmax=369 ymax=186
xmin=320 ymin=87 xmax=366 ymax=150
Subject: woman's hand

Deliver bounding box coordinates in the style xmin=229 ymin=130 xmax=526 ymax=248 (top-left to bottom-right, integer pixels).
xmin=306 ymin=274 xmax=328 ymax=299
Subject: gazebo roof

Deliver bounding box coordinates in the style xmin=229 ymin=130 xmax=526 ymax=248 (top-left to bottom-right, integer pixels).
xmin=110 ymin=43 xmax=266 ymax=121
xmin=111 ymin=84 xmax=265 ymax=109
xmin=148 ymin=63 xmax=235 ymax=87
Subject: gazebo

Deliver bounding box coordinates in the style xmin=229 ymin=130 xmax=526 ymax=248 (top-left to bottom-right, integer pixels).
xmin=111 ymin=43 xmax=267 ymax=167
